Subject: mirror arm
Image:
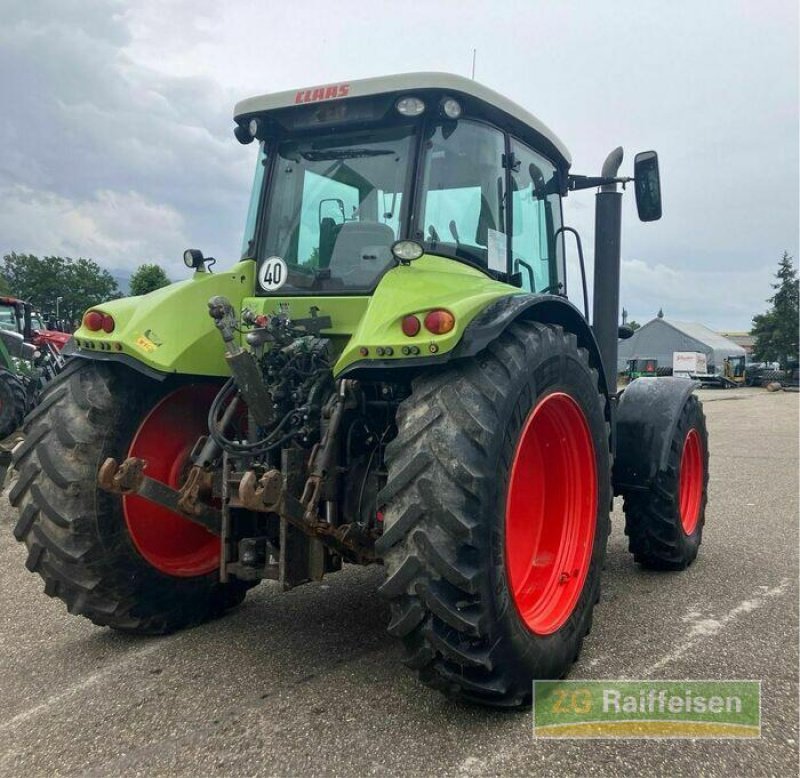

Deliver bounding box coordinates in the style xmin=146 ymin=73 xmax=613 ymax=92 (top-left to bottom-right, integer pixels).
xmin=568 ymin=174 xmax=633 ymax=192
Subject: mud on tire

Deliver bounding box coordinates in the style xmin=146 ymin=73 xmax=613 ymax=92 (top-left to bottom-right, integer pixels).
xmin=10 ymin=360 xmax=250 ymax=634
xmin=376 ymin=322 xmax=611 ymax=707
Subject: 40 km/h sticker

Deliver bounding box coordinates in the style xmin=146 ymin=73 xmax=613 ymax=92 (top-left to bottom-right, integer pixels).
xmin=259 ymin=256 xmax=288 ymax=291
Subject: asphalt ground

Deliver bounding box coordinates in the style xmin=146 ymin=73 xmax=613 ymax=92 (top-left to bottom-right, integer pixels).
xmin=0 ymin=386 xmax=797 ymax=777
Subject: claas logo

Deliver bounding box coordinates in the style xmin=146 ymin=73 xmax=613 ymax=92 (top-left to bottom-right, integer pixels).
xmin=294 ymin=83 xmax=351 ymax=104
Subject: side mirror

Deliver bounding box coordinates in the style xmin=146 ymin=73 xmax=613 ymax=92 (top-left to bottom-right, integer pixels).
xmin=633 ymin=151 xmax=662 ymax=222
xmin=618 ymin=324 xmax=635 ymax=340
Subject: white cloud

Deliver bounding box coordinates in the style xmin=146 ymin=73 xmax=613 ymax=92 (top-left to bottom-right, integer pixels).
xmin=619 ymin=258 xmax=773 ymax=330
xmin=0 ymin=185 xmax=189 ymax=272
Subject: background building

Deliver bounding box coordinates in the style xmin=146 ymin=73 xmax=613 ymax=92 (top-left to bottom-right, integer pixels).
xmin=617 ymin=318 xmax=746 ymax=374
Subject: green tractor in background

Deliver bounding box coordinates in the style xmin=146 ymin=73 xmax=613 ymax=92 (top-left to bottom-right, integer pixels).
xmin=0 ymin=335 xmax=29 ymax=439
xmin=10 ymin=74 xmax=709 ymax=706
xmin=0 ymin=297 xmax=69 ymax=440
xmin=626 ymin=357 xmax=658 ymax=381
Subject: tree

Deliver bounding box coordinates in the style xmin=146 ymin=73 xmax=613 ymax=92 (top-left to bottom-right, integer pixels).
xmin=129 ymin=263 xmax=171 ymax=296
xmin=751 ymin=251 xmax=799 ymax=368
xmin=1 ymin=253 xmax=119 ymax=324
xmin=628 ymin=320 xmax=642 ymax=331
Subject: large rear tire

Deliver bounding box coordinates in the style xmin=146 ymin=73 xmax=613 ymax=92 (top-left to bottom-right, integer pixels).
xmin=623 ymin=395 xmax=709 ymax=569
xmin=10 ymin=361 xmax=250 ymax=634
xmin=377 ymin=322 xmax=611 ymax=707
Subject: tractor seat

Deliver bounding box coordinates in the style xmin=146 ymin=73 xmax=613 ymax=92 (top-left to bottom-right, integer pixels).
xmin=328 ymin=221 xmax=394 ymax=285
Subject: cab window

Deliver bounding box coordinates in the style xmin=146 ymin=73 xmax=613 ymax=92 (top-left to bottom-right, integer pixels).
xmin=418 ymin=121 xmax=507 ymax=271
xmin=259 ymin=125 xmax=413 ymax=293
xmin=509 ymin=139 xmax=563 ymax=293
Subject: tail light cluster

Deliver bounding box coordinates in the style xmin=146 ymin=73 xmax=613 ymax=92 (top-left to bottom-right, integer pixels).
xmin=83 ymin=310 xmax=115 ymax=333
xmin=402 ymin=309 xmax=455 ymax=337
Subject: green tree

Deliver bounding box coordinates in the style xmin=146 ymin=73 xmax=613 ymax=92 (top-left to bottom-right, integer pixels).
xmin=751 ymin=251 xmax=799 ymax=368
xmin=628 ymin=320 xmax=642 ymax=331
xmin=1 ymin=253 xmax=119 ymax=324
xmin=129 ymin=263 xmax=171 ymax=296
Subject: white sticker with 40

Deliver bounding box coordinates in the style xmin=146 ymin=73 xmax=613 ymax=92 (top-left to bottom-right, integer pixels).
xmin=258 ymin=256 xmax=288 ymax=291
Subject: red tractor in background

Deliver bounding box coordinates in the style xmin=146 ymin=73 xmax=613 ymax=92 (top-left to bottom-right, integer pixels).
xmin=0 ymin=296 xmax=71 ymax=352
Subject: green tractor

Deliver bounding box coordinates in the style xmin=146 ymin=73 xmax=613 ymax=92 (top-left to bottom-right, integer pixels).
xmin=0 ymin=334 xmax=29 ymax=439
xmin=627 ymin=357 xmax=658 ymax=380
xmin=10 ymin=74 xmax=709 ymax=706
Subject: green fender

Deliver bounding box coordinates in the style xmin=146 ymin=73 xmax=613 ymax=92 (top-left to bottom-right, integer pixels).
xmin=72 ymin=262 xmax=255 ymax=378
xmin=71 ymin=254 xmax=553 ymax=380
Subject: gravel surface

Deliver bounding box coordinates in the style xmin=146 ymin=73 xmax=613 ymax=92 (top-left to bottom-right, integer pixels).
xmin=0 ymin=386 xmax=797 ymax=777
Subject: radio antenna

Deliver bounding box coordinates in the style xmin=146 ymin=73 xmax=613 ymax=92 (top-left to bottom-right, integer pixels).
xmin=471 ymin=48 xmax=477 ymax=79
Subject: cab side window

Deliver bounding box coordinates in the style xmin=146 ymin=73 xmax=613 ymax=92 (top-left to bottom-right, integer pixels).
xmin=510 ymin=140 xmax=562 ymax=293
xmin=419 ymin=120 xmax=507 ymax=271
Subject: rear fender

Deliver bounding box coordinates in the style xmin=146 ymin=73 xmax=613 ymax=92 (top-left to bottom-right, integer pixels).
xmin=452 ymin=294 xmax=610 ymax=396
xmin=613 ymin=377 xmax=698 ymax=493
xmin=70 ymin=261 xmax=256 ymax=379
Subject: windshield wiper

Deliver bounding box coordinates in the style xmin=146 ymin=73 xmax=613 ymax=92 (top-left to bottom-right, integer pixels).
xmin=301 ymin=149 xmax=395 ymax=161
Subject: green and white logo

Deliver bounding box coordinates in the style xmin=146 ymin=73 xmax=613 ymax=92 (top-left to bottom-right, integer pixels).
xmin=533 ymin=680 xmax=760 ymax=739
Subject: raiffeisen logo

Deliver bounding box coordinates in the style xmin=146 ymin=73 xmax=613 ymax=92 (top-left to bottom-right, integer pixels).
xmin=602 ymin=687 xmax=743 ymax=716
xmin=533 ymin=680 xmax=761 ymax=739
xmin=294 ymin=83 xmax=351 ymax=104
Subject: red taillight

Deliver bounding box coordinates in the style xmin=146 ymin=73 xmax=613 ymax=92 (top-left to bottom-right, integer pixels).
xmin=101 ymin=314 xmax=115 ymax=333
xmin=424 ymin=309 xmax=455 ymax=335
xmin=401 ymin=315 xmax=421 ymax=337
xmin=83 ymin=311 xmax=104 ymax=331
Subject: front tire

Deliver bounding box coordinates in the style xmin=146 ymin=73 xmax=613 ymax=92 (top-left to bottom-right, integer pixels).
xmin=377 ymin=322 xmax=611 ymax=706
xmin=10 ymin=361 xmax=250 ymax=634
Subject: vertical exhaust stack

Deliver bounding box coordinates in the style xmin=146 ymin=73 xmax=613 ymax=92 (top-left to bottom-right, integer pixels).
xmin=592 ymin=147 xmax=624 ymax=387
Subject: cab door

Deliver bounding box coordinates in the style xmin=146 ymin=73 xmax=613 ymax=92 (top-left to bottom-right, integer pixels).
xmin=508 ymin=139 xmax=563 ymax=294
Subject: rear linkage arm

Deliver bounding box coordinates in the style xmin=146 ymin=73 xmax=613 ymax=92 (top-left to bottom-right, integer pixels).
xmin=98 ymin=457 xmax=221 ymax=534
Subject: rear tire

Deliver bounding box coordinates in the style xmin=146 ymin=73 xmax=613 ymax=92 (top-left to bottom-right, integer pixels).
xmin=623 ymin=394 xmax=709 ymax=570
xmin=10 ymin=360 xmax=250 ymax=634
xmin=377 ymin=322 xmax=610 ymax=706
xmin=0 ymin=368 xmax=27 ymax=439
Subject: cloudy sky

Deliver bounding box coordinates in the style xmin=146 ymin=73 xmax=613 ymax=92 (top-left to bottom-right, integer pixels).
xmin=1 ymin=0 xmax=797 ymax=329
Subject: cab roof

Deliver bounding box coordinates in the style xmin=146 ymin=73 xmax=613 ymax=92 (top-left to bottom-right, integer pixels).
xmin=234 ymin=72 xmax=572 ymax=169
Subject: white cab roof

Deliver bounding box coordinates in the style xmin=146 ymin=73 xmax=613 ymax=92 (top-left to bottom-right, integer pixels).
xmin=234 ymin=72 xmax=571 ymax=166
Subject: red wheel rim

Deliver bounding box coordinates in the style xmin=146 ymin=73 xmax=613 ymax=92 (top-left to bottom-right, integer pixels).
xmin=679 ymin=428 xmax=703 ymax=535
xmin=505 ymin=392 xmax=597 ymax=636
xmin=123 ymin=384 xmax=220 ymax=577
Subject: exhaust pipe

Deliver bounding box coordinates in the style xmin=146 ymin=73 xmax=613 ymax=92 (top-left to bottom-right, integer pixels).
xmin=592 ymin=147 xmax=624 ymax=387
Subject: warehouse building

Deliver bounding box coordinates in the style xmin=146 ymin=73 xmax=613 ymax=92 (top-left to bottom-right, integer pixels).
xmin=617 ymin=318 xmax=746 ymax=375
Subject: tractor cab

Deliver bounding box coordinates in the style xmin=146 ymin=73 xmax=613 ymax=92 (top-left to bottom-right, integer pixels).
xmin=233 ymin=73 xmax=571 ymax=299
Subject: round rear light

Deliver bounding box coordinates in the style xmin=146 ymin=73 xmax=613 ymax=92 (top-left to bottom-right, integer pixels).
xmin=401 ymin=315 xmax=421 ymax=337
xmin=424 ymin=309 xmax=455 ymax=335
xmin=83 ymin=311 xmax=103 ymax=331
xmin=101 ymin=314 xmax=115 ymax=333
